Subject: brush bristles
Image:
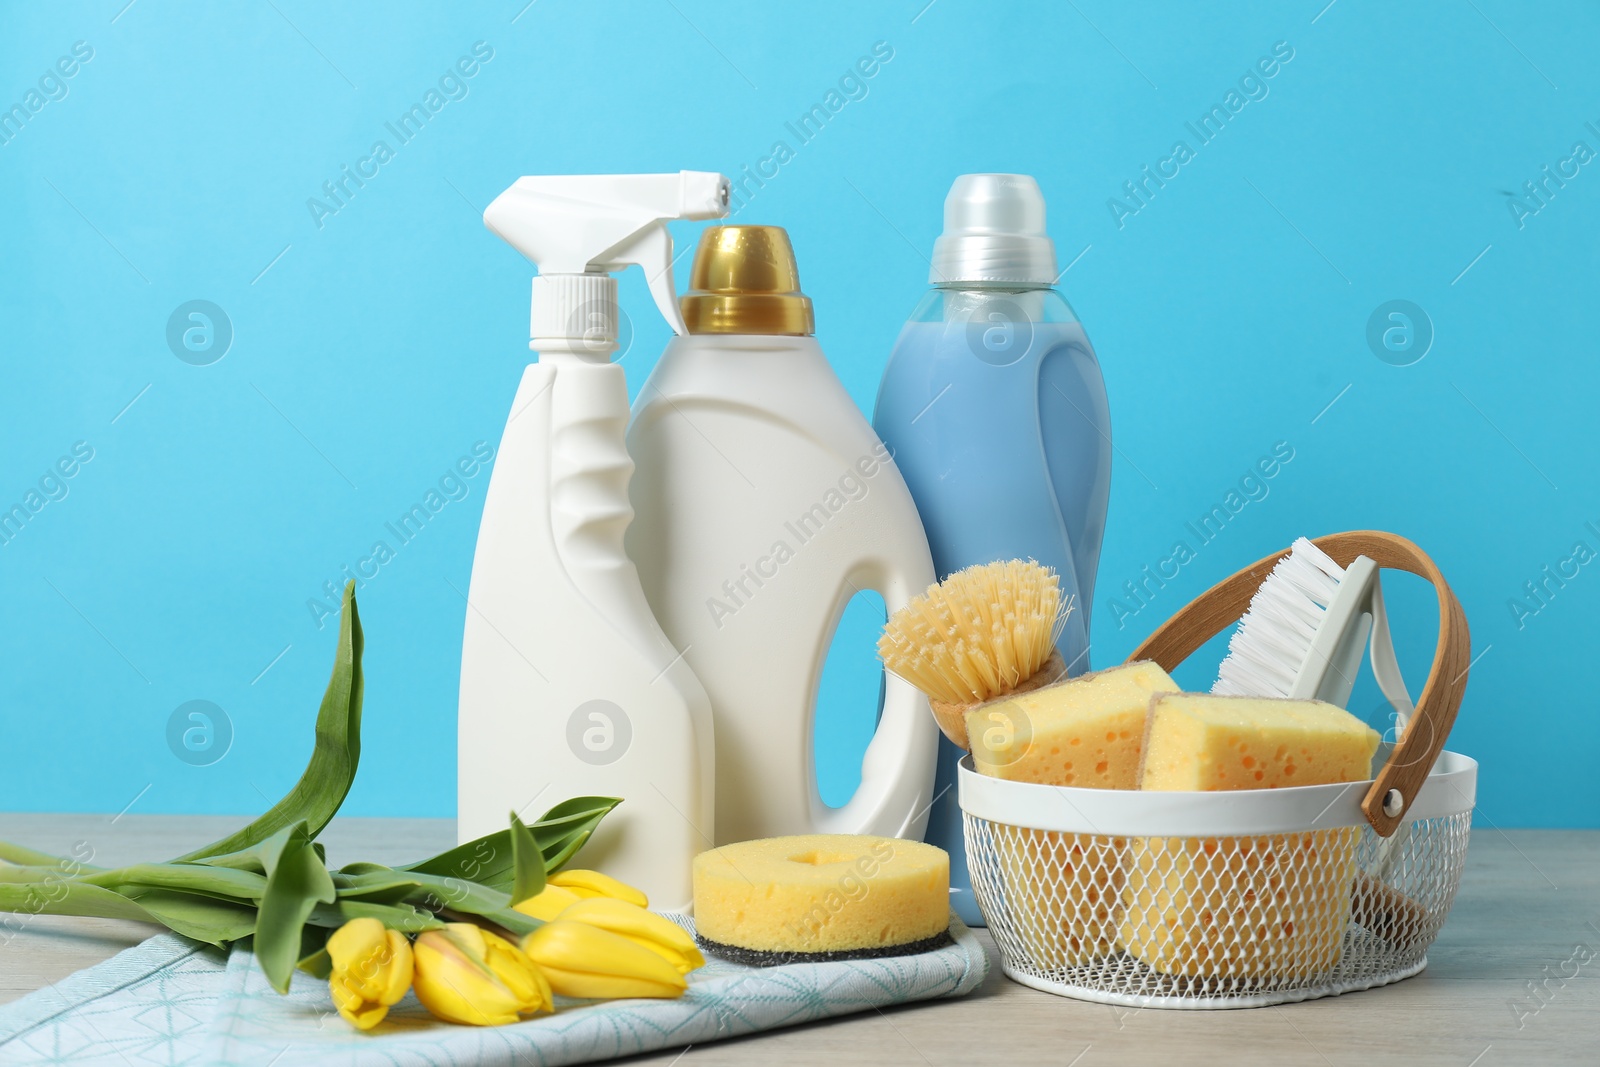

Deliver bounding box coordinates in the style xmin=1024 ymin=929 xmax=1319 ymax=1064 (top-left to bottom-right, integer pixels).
xmin=877 ymin=560 xmax=1066 ymax=706
xmin=1213 ymin=536 xmax=1346 ymax=698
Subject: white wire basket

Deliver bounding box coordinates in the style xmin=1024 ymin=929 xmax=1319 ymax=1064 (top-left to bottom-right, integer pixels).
xmin=960 ymin=532 xmax=1476 ymax=1009
xmin=961 ymin=749 xmax=1476 ymax=1008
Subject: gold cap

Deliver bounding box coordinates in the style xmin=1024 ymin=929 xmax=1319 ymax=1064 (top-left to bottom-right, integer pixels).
xmin=680 ymin=226 xmax=814 ymax=336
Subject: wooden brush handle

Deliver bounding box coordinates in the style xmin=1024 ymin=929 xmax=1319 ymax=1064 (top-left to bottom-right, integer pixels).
xmin=1125 ymin=530 xmax=1470 ymax=837
xmin=930 ymin=649 xmax=1068 ymax=751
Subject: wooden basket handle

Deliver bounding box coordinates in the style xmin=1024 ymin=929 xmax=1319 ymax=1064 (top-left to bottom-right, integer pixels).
xmin=1125 ymin=530 xmax=1470 ymax=837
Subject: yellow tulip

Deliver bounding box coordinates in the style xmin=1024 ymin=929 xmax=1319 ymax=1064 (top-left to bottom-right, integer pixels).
xmin=547 ymin=869 xmax=649 ymax=908
xmin=326 ymin=917 xmax=413 ymax=1031
xmin=412 ymin=922 xmax=552 ymax=1026
xmin=557 ymin=897 xmax=706 ymax=974
xmin=522 ymin=920 xmax=688 ymax=999
xmin=512 ymin=883 xmax=583 ymax=922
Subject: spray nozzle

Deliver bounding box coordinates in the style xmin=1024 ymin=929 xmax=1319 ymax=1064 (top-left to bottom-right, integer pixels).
xmin=484 ymin=171 xmax=731 ymax=352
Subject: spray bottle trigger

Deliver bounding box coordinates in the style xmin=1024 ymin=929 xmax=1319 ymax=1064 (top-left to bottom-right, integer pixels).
xmin=602 ymin=222 xmax=688 ymax=336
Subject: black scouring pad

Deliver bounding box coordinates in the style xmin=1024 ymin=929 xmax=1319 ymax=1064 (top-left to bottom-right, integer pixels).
xmin=696 ymin=929 xmax=953 ymax=968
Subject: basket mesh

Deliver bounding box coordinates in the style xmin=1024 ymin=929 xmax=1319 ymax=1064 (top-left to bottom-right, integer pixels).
xmin=964 ymin=810 xmax=1471 ymax=1006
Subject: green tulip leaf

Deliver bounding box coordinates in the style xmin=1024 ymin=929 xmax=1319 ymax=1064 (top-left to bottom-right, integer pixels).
xmin=392 ymin=835 xmax=507 ymax=890
xmin=81 ymin=863 xmax=270 ymax=915
xmin=540 ymin=825 xmax=602 ymax=874
xmin=297 ymin=947 xmax=333 ymax=980
xmin=332 ymin=865 xmax=520 ymax=930
xmin=532 ymin=795 xmax=628 ymax=836
xmin=334 ymin=884 xmax=421 ymax=907
xmin=396 ymin=871 xmax=539 ymax=938
xmin=117 ymin=887 xmax=260 ymax=946
xmin=332 ymin=865 xmax=479 ymax=910
xmin=189 ymin=852 xmax=266 ymax=876
xmin=398 ymin=796 xmax=620 ymax=892
xmin=249 ymin=823 xmax=338 ymax=993
xmin=507 ymin=812 xmax=544 ymax=905
xmin=529 ymin=795 xmax=624 ymax=873
xmin=0 ymin=880 xmax=160 ymax=925
xmin=296 ymin=923 xmax=333 ymax=979
xmin=331 ymin=866 xmax=432 ymax=906
xmin=172 ymin=583 xmax=364 ymax=863
xmin=0 ymin=879 xmax=253 ymax=947
xmin=308 ymin=898 xmax=442 ymax=933
xmin=334 ymin=862 xmax=392 ymax=877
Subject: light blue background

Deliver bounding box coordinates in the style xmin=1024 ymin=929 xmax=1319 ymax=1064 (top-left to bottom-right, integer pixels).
xmin=1 ymin=1 xmax=1593 ymax=828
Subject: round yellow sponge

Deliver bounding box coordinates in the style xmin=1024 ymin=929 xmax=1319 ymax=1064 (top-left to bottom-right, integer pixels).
xmin=692 ymin=834 xmax=950 ymax=961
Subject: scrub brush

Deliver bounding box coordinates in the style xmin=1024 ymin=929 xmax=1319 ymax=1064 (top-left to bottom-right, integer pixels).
xmin=877 ymin=559 xmax=1070 ymax=749
xmin=1213 ymin=536 xmax=1412 ymax=717
xmin=1211 ymin=536 xmax=1417 ymax=895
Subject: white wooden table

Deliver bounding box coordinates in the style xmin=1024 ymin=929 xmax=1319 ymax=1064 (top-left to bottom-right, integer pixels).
xmin=1 ymin=815 xmax=1593 ymax=1065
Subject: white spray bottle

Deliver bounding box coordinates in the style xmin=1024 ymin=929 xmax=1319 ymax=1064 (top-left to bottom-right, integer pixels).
xmin=459 ymin=172 xmax=729 ymax=911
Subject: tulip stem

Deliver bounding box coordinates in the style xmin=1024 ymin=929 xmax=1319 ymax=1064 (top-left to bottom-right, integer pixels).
xmin=0 ymin=842 xmax=105 ymax=871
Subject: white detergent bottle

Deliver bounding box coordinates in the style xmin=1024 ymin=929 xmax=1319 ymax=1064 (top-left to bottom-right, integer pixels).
xmin=626 ymin=225 xmax=939 ymax=846
xmin=459 ymin=172 xmax=729 ymax=912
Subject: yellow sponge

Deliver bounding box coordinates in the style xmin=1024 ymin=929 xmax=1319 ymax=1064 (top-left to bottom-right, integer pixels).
xmin=692 ymin=835 xmax=949 ymax=963
xmin=1137 ymin=693 xmax=1380 ymax=791
xmin=968 ymin=662 xmax=1177 ymax=969
xmin=966 ymin=660 xmax=1178 ymax=785
xmin=1119 ymin=693 xmax=1382 ymax=979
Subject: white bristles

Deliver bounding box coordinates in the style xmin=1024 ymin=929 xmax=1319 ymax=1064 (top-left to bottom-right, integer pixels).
xmin=878 ymin=560 xmax=1065 ymax=706
xmin=1213 ymin=537 xmax=1346 ymax=698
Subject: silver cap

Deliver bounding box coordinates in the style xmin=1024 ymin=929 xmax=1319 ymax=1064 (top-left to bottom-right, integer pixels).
xmin=929 ymin=173 xmax=1057 ymax=286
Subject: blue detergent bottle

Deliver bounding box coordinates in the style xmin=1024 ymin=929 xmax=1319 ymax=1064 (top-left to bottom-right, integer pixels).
xmin=872 ymin=174 xmax=1112 ymax=925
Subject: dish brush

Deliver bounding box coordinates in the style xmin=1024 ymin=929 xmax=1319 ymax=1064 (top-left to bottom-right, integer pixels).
xmin=877 ymin=559 xmax=1070 ymax=749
